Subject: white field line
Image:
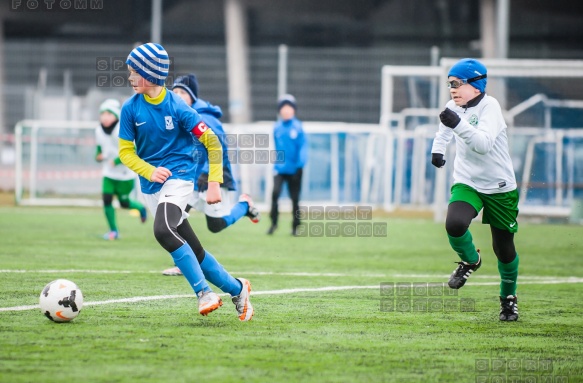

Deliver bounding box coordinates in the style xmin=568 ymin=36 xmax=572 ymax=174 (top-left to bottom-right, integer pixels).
xmin=2 ymin=278 xmax=583 ymax=313
xmin=0 ymin=269 xmax=581 ymax=281
xmin=0 ymin=269 xmax=385 ymax=277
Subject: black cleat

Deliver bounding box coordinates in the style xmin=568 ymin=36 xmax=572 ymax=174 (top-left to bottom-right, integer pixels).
xmin=448 ymin=250 xmax=481 ymax=289
xmin=247 ymin=206 xmax=260 ymax=223
xmin=267 ymin=224 xmax=277 ymax=235
xmin=499 ymin=295 xmax=519 ymax=321
xmin=239 ymin=194 xmax=260 ymax=223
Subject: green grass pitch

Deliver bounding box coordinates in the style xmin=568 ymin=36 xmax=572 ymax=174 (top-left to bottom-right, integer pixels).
xmin=0 ymin=206 xmax=582 ymax=383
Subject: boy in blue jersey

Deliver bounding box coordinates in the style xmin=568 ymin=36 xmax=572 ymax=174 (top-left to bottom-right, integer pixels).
xmin=118 ymin=43 xmax=254 ymax=321
xmin=267 ymin=94 xmax=308 ymax=236
xmin=161 ymin=73 xmax=261 ymax=276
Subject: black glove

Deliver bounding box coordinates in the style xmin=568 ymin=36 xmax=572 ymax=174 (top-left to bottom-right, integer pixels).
xmin=197 ymin=172 xmax=209 ymax=192
xmin=431 ymin=153 xmax=446 ymax=168
xmin=439 ymin=108 xmax=461 ymax=129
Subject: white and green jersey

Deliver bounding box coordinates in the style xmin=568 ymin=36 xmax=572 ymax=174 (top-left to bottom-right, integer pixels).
xmin=95 ymin=123 xmax=135 ymax=181
xmin=431 ymin=94 xmax=517 ymax=194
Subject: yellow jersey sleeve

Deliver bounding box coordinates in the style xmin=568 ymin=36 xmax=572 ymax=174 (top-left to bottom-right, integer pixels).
xmin=118 ymin=138 xmax=155 ymax=181
xmin=197 ymin=128 xmax=223 ymax=183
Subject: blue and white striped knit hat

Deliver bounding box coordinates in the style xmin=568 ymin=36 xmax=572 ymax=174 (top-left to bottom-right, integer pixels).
xmin=126 ymin=43 xmax=169 ymax=86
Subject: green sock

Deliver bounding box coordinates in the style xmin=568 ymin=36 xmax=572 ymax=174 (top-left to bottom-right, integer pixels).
xmin=498 ymin=254 xmax=519 ymax=297
xmin=448 ymin=230 xmax=479 ymax=264
xmin=104 ymin=206 xmax=117 ymax=231
xmin=127 ymin=199 xmax=145 ymax=211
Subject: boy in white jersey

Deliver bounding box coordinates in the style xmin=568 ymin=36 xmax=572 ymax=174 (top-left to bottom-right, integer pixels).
xmin=95 ymin=98 xmax=147 ymax=240
xmin=118 ymin=43 xmax=253 ymax=321
xmin=431 ymin=58 xmax=519 ymax=321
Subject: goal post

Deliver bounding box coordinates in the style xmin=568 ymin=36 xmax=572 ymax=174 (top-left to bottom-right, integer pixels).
xmin=15 ymin=119 xmax=104 ymax=206
xmin=380 ymin=58 xmax=583 ymax=222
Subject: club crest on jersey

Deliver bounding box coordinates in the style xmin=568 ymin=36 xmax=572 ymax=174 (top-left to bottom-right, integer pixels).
xmin=469 ymin=114 xmax=479 ymax=126
xmin=165 ymin=116 xmax=175 ymax=130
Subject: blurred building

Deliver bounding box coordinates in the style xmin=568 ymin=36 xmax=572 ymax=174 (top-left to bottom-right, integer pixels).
xmin=4 ymin=0 xmax=583 ymax=50
xmin=1 ymin=0 xmax=583 ymax=128
xmin=3 ymin=0 xmax=583 ymax=212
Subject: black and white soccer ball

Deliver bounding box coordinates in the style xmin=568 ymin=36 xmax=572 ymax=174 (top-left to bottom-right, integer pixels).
xmin=39 ymin=279 xmax=83 ymax=322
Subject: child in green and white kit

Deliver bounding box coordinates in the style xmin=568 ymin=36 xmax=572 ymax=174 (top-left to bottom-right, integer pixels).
xmin=431 ymin=58 xmax=520 ymax=321
xmin=95 ymin=98 xmax=147 ymax=240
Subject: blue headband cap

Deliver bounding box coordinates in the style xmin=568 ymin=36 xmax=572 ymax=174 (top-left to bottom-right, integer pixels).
xmin=448 ymin=58 xmax=487 ymax=92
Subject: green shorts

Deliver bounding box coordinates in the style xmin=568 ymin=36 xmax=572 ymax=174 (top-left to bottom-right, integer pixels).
xmin=102 ymin=177 xmax=134 ymax=200
xmin=449 ymin=183 xmax=519 ymax=233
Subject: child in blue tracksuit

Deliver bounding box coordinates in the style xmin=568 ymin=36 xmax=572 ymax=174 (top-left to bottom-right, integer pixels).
xmin=171 ymin=74 xmax=259 ymax=231
xmin=161 ymin=74 xmax=260 ymax=277
xmin=268 ymin=94 xmax=308 ymax=236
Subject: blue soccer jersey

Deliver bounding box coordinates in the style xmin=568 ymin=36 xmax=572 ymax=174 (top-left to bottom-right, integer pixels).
xmin=119 ymin=90 xmax=203 ymax=194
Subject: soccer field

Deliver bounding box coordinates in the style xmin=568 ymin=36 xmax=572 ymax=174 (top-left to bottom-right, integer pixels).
xmin=1 ymin=206 xmax=582 ymax=383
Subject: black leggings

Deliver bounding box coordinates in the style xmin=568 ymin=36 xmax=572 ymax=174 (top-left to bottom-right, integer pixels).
xmin=152 ymin=202 xmax=206 ymax=263
xmin=185 ymin=204 xmax=228 ymax=233
xmin=270 ymin=169 xmax=303 ymax=228
xmin=103 ymin=193 xmax=130 ymax=208
xmin=445 ymin=201 xmax=516 ymax=264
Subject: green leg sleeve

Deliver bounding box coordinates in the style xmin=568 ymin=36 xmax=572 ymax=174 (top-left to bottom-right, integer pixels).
xmin=104 ymin=205 xmax=117 ymax=232
xmin=127 ymin=199 xmax=145 ymax=211
xmin=498 ymin=254 xmax=519 ymax=297
xmin=448 ymin=230 xmax=479 ymax=264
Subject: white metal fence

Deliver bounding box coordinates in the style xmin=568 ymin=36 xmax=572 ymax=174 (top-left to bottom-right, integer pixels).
xmin=11 ymin=58 xmax=583 ymax=223
xmin=13 ymin=118 xmax=583 ymax=224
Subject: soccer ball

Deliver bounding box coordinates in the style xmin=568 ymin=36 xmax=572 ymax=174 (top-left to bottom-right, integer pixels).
xmin=39 ymin=279 xmax=83 ymax=322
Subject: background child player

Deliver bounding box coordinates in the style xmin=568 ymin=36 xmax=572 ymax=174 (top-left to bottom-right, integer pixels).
xmin=95 ymin=98 xmax=147 ymax=240
xmin=118 ymin=42 xmax=253 ymax=321
xmin=431 ymin=58 xmax=520 ymax=321
xmin=267 ymin=94 xmax=308 ymax=236
xmin=162 ymin=73 xmax=261 ymax=276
